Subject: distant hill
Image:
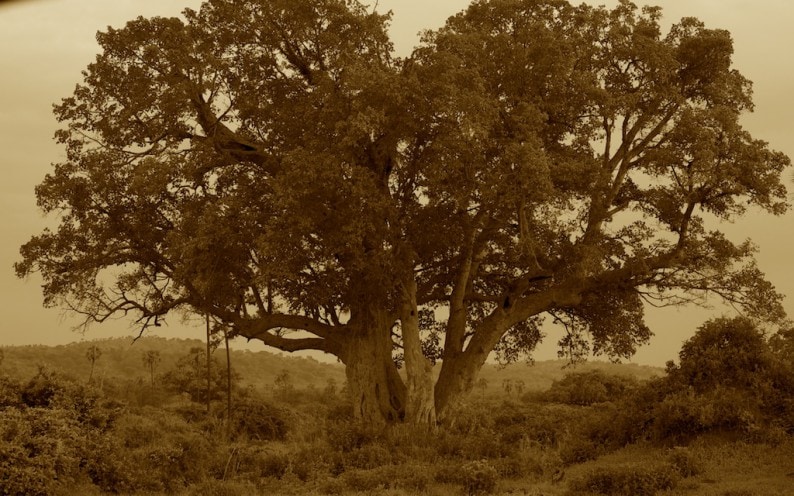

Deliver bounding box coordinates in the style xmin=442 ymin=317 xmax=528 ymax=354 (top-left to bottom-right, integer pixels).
xmin=0 ymin=336 xmax=346 ymax=390
xmin=476 ymin=359 xmax=663 ymax=393
xmin=0 ymin=336 xmax=663 ymax=393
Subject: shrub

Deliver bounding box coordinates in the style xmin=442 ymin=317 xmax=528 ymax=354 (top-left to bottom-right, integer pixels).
xmin=0 ymin=374 xmax=21 ymax=408
xmin=341 ymin=464 xmax=433 ymax=493
xmin=494 ymin=452 xmax=544 ymax=480
xmin=559 ymin=437 xmax=601 ymax=465
xmin=259 ymin=451 xmax=291 ymax=479
xmin=0 ymin=407 xmax=83 ymax=495
xmin=461 ymin=460 xmax=499 ymax=496
xmin=289 ymin=442 xmax=336 ymax=481
xmin=569 ymin=463 xmax=679 ymax=496
xmin=229 ymin=396 xmax=290 ymax=441
xmin=186 ymin=479 xmax=256 ymax=496
xmin=544 ymin=370 xmax=638 ymax=406
xmin=649 ymin=387 xmax=758 ymax=443
xmin=111 ymin=408 xmax=221 ymax=492
xmin=327 ymin=420 xmax=380 ymax=452
xmin=344 ymin=443 xmax=392 ymax=469
xmin=667 ymin=446 xmax=703 ymax=478
xmin=435 ymin=461 xmax=467 ymax=485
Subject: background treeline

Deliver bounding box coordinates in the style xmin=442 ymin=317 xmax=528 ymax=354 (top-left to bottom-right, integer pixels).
xmin=1 ymin=316 xmax=793 ymax=495
xmin=0 ymin=335 xmax=660 ymax=394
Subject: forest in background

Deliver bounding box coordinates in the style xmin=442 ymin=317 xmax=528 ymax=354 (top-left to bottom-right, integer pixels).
xmin=0 ymin=335 xmax=661 ymax=394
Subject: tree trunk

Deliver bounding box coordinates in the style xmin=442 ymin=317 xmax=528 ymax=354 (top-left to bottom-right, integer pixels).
xmin=224 ymin=326 xmax=232 ymax=439
xmin=434 ymin=352 xmax=482 ymax=421
xmin=400 ymin=278 xmax=436 ymax=425
xmin=206 ymin=314 xmax=212 ymax=414
xmin=339 ymin=304 xmax=406 ymax=425
xmin=435 ymin=312 xmax=511 ymax=421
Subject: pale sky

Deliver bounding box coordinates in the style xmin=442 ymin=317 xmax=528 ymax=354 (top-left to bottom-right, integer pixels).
xmin=1 ymin=0 xmax=791 ymax=366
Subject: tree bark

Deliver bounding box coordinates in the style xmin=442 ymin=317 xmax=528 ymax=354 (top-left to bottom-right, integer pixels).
xmin=400 ymin=278 xmax=436 ymax=425
xmin=339 ymin=304 xmax=406 ymax=425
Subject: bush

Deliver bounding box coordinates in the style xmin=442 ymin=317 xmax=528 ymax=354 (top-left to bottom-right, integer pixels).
xmin=186 ymin=479 xmax=257 ymax=496
xmin=344 ymin=443 xmax=392 ymax=469
xmin=327 ymin=420 xmax=380 ymax=452
xmin=649 ymin=387 xmax=759 ymax=443
xmin=340 ymin=464 xmax=434 ymax=493
xmin=569 ymin=463 xmax=679 ymax=496
xmin=111 ymin=408 xmax=221 ymax=492
xmin=229 ymin=395 xmax=290 ymax=441
xmin=667 ymin=446 xmax=703 ymax=478
xmin=0 ymin=374 xmax=21 ymax=408
xmin=461 ymin=460 xmax=499 ymax=496
xmin=435 ymin=462 xmax=467 ymax=485
xmin=494 ymin=452 xmax=544 ymax=480
xmin=0 ymin=371 xmax=130 ymax=496
xmin=559 ymin=437 xmax=601 ymax=465
xmin=544 ymin=370 xmax=638 ymax=406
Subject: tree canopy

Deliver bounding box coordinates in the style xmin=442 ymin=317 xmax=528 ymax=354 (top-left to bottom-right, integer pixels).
xmin=17 ymin=0 xmax=790 ymax=424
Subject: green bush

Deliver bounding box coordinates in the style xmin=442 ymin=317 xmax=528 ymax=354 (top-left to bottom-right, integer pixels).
xmin=569 ymin=463 xmax=679 ymax=496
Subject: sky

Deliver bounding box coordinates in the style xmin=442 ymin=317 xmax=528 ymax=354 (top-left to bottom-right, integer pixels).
xmin=0 ymin=0 xmax=792 ymax=366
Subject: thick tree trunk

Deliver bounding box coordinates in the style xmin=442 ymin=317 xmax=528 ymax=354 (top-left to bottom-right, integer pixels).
xmin=434 ymin=352 xmax=482 ymax=421
xmin=340 ymin=305 xmax=406 ymax=425
xmin=400 ymin=278 xmax=436 ymax=425
xmin=435 ymin=312 xmax=511 ymax=420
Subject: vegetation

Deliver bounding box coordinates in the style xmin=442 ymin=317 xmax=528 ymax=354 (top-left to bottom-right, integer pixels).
xmin=0 ymin=316 xmax=792 ymax=495
xmin=16 ymin=0 xmax=790 ymax=425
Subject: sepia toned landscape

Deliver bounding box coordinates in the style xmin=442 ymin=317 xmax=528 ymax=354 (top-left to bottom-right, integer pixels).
xmin=2 ymin=0 xmax=794 ymax=494
xmin=2 ymin=326 xmax=794 ymax=495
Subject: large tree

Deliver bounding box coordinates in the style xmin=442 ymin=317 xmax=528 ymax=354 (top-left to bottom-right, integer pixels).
xmin=17 ymin=0 xmax=789 ymax=424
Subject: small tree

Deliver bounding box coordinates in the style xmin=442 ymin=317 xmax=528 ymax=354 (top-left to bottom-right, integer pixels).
xmin=274 ymin=369 xmax=294 ymax=399
xmin=515 ymin=379 xmax=525 ymax=397
xmin=85 ymin=345 xmax=102 ymax=384
xmin=162 ymin=347 xmax=237 ymax=404
xmin=141 ymin=350 xmax=161 ymax=388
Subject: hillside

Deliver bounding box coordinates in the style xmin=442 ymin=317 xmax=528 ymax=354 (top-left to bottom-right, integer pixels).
xmin=0 ymin=336 xmax=346 ymax=390
xmin=0 ymin=336 xmax=662 ymax=393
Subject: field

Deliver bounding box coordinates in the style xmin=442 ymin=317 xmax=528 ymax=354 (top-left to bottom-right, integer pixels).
xmin=1 ymin=334 xmax=793 ymax=496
